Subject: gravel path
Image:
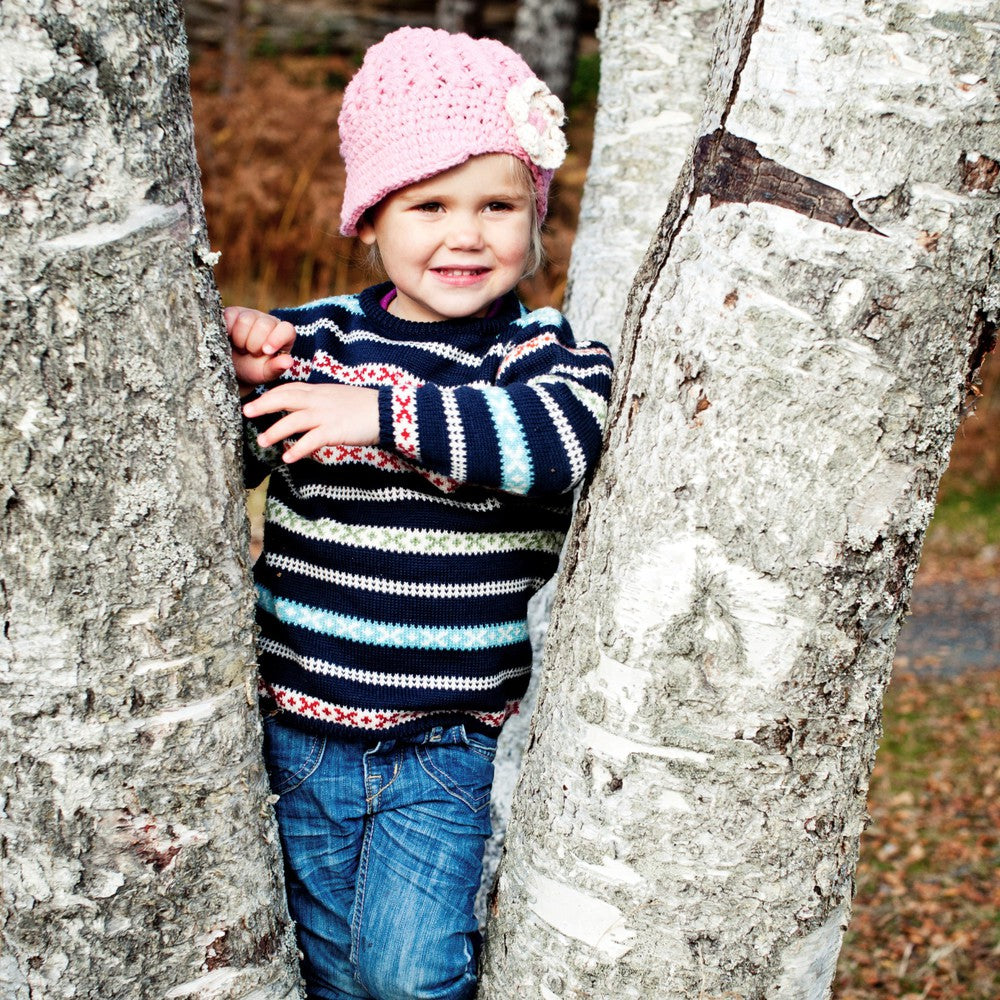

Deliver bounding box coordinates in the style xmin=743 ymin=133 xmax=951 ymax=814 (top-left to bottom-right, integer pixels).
xmin=894 ymin=572 xmax=1000 ymax=676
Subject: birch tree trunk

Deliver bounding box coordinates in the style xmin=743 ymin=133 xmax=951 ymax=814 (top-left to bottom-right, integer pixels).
xmin=480 ymin=0 xmax=999 ymax=996
xmin=512 ymin=0 xmax=584 ymax=103
xmin=563 ymin=0 xmax=722 ymax=355
xmin=0 ymin=3 xmax=301 ymax=997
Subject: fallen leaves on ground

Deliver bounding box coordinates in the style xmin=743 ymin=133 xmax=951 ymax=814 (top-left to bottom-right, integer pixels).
xmin=835 ymin=668 xmax=1000 ymax=999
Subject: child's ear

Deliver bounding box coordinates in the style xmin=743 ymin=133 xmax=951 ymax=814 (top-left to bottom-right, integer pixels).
xmin=357 ymin=218 xmax=377 ymax=246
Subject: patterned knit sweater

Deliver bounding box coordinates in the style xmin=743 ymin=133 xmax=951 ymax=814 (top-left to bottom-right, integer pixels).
xmin=244 ymin=281 xmax=613 ymax=740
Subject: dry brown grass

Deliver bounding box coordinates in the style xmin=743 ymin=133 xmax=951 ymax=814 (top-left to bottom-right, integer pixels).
xmin=192 ymin=51 xmax=353 ymax=308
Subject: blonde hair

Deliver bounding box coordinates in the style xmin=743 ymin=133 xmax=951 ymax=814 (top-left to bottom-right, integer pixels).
xmin=512 ymin=157 xmax=546 ymax=278
xmin=361 ymin=155 xmax=545 ymax=281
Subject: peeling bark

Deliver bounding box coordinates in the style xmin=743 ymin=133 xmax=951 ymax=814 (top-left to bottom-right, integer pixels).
xmin=960 ymin=151 xmax=1000 ymax=192
xmin=0 ymin=2 xmax=301 ymax=996
xmin=695 ymin=130 xmax=881 ymax=233
xmin=480 ymin=0 xmax=999 ymax=996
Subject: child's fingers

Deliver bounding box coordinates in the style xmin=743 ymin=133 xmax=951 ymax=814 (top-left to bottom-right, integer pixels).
xmin=223 ymin=306 xmax=246 ymax=334
xmin=225 ymin=306 xmax=261 ymax=351
xmin=262 ymin=353 xmax=294 ymax=382
xmin=232 ymin=354 xmax=270 ymax=387
xmin=225 ymin=308 xmax=294 ymax=360
xmin=243 ymin=380 xmax=319 ymax=418
xmin=264 ymin=320 xmax=297 ymax=357
xmin=280 ymin=427 xmax=336 ymax=464
xmin=245 ymin=317 xmax=286 ymax=357
xmin=244 ymin=384 xmax=379 ymax=454
xmin=254 ymin=409 xmax=318 ymax=450
xmin=224 ymin=306 xmax=246 ymax=349
xmin=244 ymin=317 xmax=277 ymax=356
xmin=243 ymin=383 xmax=291 ymax=418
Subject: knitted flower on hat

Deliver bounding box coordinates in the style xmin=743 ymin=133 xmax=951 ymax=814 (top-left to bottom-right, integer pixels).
xmin=505 ymin=78 xmax=566 ymax=170
xmin=338 ymin=26 xmax=567 ymax=237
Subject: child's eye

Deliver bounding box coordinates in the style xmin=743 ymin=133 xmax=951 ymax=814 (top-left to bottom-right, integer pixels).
xmin=485 ymin=201 xmax=514 ymax=213
xmin=414 ymin=202 xmax=444 ymax=213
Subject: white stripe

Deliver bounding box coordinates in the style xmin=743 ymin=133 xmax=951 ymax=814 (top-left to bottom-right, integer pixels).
xmin=533 ymin=383 xmax=588 ymax=485
xmin=264 ymin=552 xmax=544 ymax=597
xmin=338 ymin=329 xmax=487 ymax=368
xmin=260 ymin=637 xmax=531 ymax=691
xmin=441 ymin=388 xmax=468 ymax=484
xmin=280 ymin=476 xmax=502 ymax=512
xmin=536 ymin=374 xmax=609 ymax=426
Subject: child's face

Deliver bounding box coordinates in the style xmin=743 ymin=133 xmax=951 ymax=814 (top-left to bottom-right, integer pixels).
xmin=358 ymin=154 xmax=534 ymax=324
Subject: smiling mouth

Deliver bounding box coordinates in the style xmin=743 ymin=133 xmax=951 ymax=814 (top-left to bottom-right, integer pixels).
xmin=433 ymin=267 xmax=489 ymax=277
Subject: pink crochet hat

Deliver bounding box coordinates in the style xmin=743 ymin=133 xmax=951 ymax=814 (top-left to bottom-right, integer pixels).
xmin=338 ymin=26 xmax=567 ymax=236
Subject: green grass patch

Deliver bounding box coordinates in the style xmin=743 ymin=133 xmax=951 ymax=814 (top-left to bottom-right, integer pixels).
xmin=925 ymin=483 xmax=1000 ymax=558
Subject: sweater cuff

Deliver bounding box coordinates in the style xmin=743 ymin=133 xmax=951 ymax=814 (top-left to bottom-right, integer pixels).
xmin=377 ymin=384 xmax=419 ymax=460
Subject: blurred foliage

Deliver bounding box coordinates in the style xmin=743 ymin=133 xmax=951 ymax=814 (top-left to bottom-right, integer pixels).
xmin=927 ymin=486 xmax=1000 ymax=557
xmin=192 ymin=53 xmax=352 ymax=308
xmin=925 ymin=357 xmax=1000 ymax=563
xmin=569 ymin=50 xmax=600 ymax=110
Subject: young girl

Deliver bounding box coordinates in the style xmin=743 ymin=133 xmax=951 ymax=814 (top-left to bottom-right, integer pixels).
xmin=226 ymin=26 xmax=613 ymax=1000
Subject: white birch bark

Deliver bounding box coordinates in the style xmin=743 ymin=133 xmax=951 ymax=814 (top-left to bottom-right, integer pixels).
xmin=563 ymin=0 xmax=723 ymax=355
xmin=480 ymin=0 xmax=999 ymax=996
xmin=0 ymin=3 xmax=302 ymax=996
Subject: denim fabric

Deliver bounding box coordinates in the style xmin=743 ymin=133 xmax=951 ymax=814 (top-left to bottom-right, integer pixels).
xmin=262 ymin=714 xmax=496 ymax=1000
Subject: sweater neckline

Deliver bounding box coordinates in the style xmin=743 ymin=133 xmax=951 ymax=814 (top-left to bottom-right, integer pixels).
xmin=359 ymin=281 xmax=521 ymax=340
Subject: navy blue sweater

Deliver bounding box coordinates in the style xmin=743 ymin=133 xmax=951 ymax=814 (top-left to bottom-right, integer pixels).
xmin=245 ymin=282 xmax=613 ymax=740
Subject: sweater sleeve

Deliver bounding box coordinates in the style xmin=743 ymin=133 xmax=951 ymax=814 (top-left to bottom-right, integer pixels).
xmin=377 ymin=308 xmax=613 ymax=497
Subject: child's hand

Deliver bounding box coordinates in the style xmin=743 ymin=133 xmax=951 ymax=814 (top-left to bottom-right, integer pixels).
xmin=243 ymin=383 xmax=381 ymax=463
xmin=225 ymin=306 xmax=296 ymax=390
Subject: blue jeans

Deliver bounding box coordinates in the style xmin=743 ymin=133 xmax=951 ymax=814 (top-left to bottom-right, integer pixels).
xmin=262 ymin=714 xmax=496 ymax=1000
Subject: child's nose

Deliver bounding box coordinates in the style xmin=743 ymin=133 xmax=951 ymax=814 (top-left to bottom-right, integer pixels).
xmin=444 ymin=214 xmax=485 ymax=250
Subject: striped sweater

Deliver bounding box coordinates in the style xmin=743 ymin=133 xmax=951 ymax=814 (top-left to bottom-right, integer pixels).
xmin=244 ymin=281 xmax=613 ymax=740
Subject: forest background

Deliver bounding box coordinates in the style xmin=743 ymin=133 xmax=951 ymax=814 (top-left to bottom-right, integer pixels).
xmin=184 ymin=3 xmax=999 ymax=996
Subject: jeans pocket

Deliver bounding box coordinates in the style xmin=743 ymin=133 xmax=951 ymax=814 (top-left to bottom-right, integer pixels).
xmin=415 ymin=731 xmax=497 ymax=813
xmin=464 ymin=730 xmax=499 ymax=762
xmin=261 ymin=712 xmax=326 ymax=796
